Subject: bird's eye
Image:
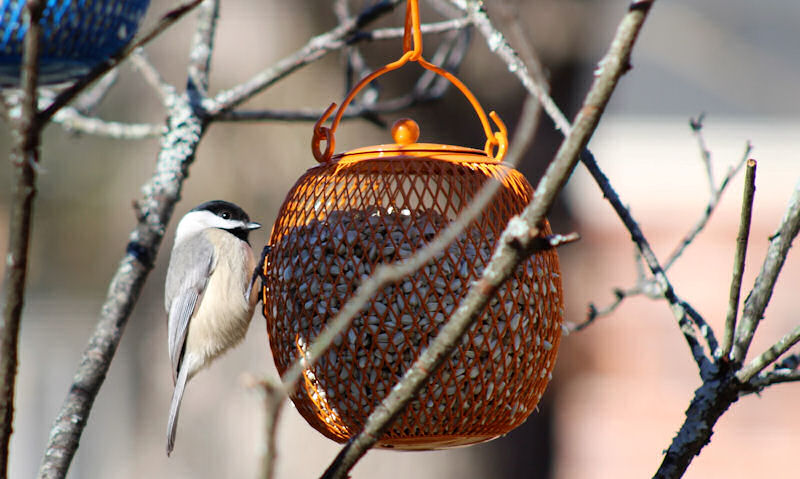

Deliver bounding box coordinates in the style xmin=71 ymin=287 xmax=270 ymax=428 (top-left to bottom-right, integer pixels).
xmin=221 ymin=211 xmax=231 ymax=219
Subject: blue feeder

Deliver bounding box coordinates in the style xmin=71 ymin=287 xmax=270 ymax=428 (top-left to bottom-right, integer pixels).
xmin=0 ymin=0 xmax=150 ymax=85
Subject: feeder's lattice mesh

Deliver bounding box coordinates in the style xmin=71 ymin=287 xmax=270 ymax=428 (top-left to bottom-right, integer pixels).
xmin=263 ymin=154 xmax=563 ymax=449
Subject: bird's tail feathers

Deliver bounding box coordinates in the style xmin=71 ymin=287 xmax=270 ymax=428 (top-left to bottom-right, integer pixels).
xmin=166 ymin=364 xmax=189 ymax=456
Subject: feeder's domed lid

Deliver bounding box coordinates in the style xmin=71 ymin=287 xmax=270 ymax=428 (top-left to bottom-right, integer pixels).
xmin=332 ymin=119 xmax=493 ymax=165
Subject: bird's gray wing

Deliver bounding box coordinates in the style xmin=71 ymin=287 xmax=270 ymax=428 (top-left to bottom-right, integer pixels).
xmin=165 ymin=234 xmax=215 ymax=383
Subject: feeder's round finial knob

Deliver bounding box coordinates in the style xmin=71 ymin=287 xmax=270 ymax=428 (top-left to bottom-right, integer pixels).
xmin=392 ymin=118 xmax=420 ymax=145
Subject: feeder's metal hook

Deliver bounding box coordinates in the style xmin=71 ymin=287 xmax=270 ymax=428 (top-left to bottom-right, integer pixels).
xmin=311 ymin=0 xmax=508 ymax=163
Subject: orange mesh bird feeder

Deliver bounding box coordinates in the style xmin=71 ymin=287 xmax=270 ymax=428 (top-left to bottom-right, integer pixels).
xmin=261 ymin=0 xmax=564 ymax=450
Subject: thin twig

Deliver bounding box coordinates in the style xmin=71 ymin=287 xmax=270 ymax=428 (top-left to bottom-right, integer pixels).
xmin=71 ymin=69 xmax=119 ymax=115
xmin=574 ymin=247 xmax=650 ymax=330
xmin=205 ymin=0 xmax=405 ymax=117
xmin=451 ymin=0 xmax=571 ymax=135
xmin=745 ymin=370 xmax=800 ymax=392
xmin=216 ymin=22 xmax=471 ymax=124
xmin=187 ymin=0 xmax=219 ymax=100
xmin=130 ymin=49 xmax=177 ymax=106
xmin=773 ymin=352 xmax=800 ymax=371
xmin=581 ymin=150 xmax=715 ymax=376
xmin=37 ymin=0 xmax=204 ymax=123
xmin=689 ymin=113 xmax=715 ymax=194
xmin=738 ymin=323 xmax=800 ymax=383
xmin=362 ymin=17 xmax=470 ymax=41
xmin=215 ymin=83 xmax=448 ymax=123
xmin=320 ymin=3 xmax=656 ymax=477
xmin=53 ymin=107 xmax=163 ymax=139
xmin=248 ymin=377 xmax=285 ymax=479
xmin=663 ymin=141 xmax=752 ymax=272
xmin=408 ymin=27 xmax=470 ymax=105
xmin=1 ymin=1 xmax=44 ymax=476
xmin=334 ymin=0 xmax=379 ymax=105
xmin=731 ymin=179 xmax=800 ymax=364
xmin=719 ymin=159 xmax=757 ymax=360
xmin=574 ymin=285 xmax=641 ymax=332
xmin=744 ymin=357 xmax=800 ymax=393
xmin=582 ymin=138 xmax=751 ymax=334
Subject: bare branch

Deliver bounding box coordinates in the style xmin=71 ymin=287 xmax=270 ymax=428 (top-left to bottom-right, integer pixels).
xmin=580 ymin=150 xmax=715 ymax=376
xmin=334 ymin=0 xmax=379 ymax=105
xmin=744 ymin=354 xmax=800 ymax=392
xmin=653 ymin=376 xmax=740 ymax=479
xmin=689 ymin=113 xmax=715 ymax=194
xmin=38 ymin=96 xmax=206 ymax=478
xmin=361 ymin=17 xmax=470 ymax=41
xmin=214 ymin=21 xmax=470 ymax=123
xmin=130 ymin=49 xmax=177 ymax=106
xmin=320 ymin=3 xmax=656 ymax=477
xmin=1 ymin=1 xmax=45 ymax=475
xmin=732 ymin=179 xmax=800 ymax=364
xmin=744 ymin=369 xmax=800 ymax=393
xmin=205 ymin=0 xmax=405 ymax=117
xmin=214 ymin=78 xmax=452 ymax=123
xmin=573 ymin=285 xmax=640 ymax=332
xmin=37 ymin=0 xmax=204 ymax=123
xmin=71 ymin=69 xmax=119 ymax=115
xmin=450 ymin=0 xmax=571 ymax=135
xmin=53 ymin=107 xmax=163 ymax=139
xmin=738 ymin=323 xmax=800 ymax=383
xmin=719 ymin=159 xmax=757 ymax=360
xmin=663 ymin=141 xmax=752 ymax=272
xmin=575 ymin=248 xmax=654 ymax=330
xmin=187 ymin=0 xmax=220 ymax=99
xmin=655 ymin=176 xmax=800 ymax=479
xmin=246 ymin=376 xmax=285 ymax=479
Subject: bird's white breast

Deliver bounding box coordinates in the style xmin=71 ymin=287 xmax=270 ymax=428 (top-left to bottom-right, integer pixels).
xmin=183 ymin=229 xmax=257 ymax=377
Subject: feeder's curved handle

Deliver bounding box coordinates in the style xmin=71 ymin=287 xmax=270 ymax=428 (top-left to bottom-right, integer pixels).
xmin=312 ymin=0 xmax=508 ymax=164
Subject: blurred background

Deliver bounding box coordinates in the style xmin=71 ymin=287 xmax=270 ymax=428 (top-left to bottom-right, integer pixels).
xmin=2 ymin=0 xmax=799 ymax=477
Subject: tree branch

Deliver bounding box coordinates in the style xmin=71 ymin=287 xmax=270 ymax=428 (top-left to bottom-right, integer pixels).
xmin=52 ymin=107 xmax=163 ymax=139
xmin=744 ymin=358 xmax=800 ymax=392
xmin=205 ymin=0 xmax=405 ymax=117
xmin=732 ymin=179 xmax=800 ymax=364
xmin=1 ymin=1 xmax=44 ymax=476
xmin=130 ymin=49 xmax=177 ymax=107
xmin=215 ymin=24 xmax=471 ymax=125
xmin=663 ymin=140 xmax=752 ymax=272
xmin=653 ymin=173 xmax=800 ymax=479
xmin=250 ymin=377 xmax=285 ymax=479
xmin=187 ymin=0 xmax=219 ymax=101
xmin=450 ymin=0 xmax=571 ymax=135
xmin=719 ymin=159 xmax=757 ymax=360
xmin=689 ymin=113 xmax=715 ymax=194
xmin=580 ymin=150 xmax=716 ymax=376
xmin=70 ymin=70 xmax=119 ymax=115
xmin=653 ymin=374 xmax=741 ymax=479
xmin=738 ymin=323 xmax=800 ymax=383
xmin=37 ymin=97 xmax=207 ymax=479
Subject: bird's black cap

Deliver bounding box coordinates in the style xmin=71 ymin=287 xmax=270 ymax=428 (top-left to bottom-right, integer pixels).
xmin=192 ymin=200 xmax=260 ymax=242
xmin=192 ymin=200 xmax=252 ymax=223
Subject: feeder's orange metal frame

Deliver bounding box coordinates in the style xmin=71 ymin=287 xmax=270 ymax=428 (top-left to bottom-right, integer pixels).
xmin=311 ymin=0 xmax=508 ymax=164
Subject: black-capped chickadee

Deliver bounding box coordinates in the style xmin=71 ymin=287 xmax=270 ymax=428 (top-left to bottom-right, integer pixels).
xmin=164 ymin=200 xmax=261 ymax=456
